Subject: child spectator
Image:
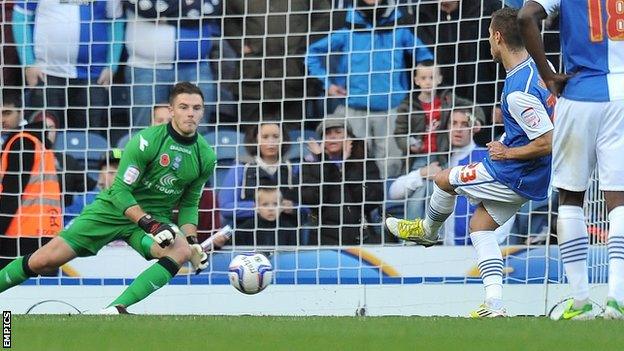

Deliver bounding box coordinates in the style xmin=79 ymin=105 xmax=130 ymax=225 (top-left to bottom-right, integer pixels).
xmin=219 ymin=122 xmax=300 ymax=228
xmin=234 ymin=188 xmax=298 ymax=246
xmin=395 ymin=63 xmax=485 ymax=170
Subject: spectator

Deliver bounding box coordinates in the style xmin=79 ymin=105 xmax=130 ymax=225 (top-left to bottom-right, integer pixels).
xmin=301 ymin=118 xmax=384 ymax=245
xmin=12 ymin=0 xmax=124 ymax=131
xmin=222 ymin=0 xmax=333 ymax=126
xmin=234 ymin=187 xmax=298 ymax=246
xmin=394 ymin=67 xmax=486 ymax=218
xmin=1 ymin=90 xmax=27 ymax=145
xmin=0 ymin=104 xmax=62 ymax=268
xmin=64 ymin=149 xmax=122 ymax=226
xmin=218 ymin=122 xmax=300 ymax=228
xmin=389 ymin=108 xmax=511 ymax=245
xmin=117 ymin=104 xmax=172 ymax=148
xmin=28 ymin=111 xmax=98 ymax=213
xmin=415 ymin=0 xmax=503 ymax=136
xmin=123 ymin=0 xmax=220 ymax=128
xmin=151 ymin=104 xmax=172 ymax=126
xmin=1 ymin=2 xmax=21 ymax=87
xmin=395 ymin=63 xmax=485 ymax=168
xmin=306 ymin=0 xmax=433 ymax=178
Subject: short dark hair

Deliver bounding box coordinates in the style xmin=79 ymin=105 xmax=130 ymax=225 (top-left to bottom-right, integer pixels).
xmin=169 ymin=82 xmax=204 ymax=104
xmin=1 ymin=89 xmax=23 ymax=108
xmin=491 ymin=7 xmax=524 ymax=50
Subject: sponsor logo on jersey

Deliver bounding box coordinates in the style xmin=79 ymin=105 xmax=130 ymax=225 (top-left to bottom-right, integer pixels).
xmin=123 ymin=166 xmax=140 ymax=185
xmin=139 ymin=135 xmax=149 ymax=151
xmin=170 ymin=145 xmax=191 ymax=155
xmin=159 ymin=173 xmax=178 ymax=187
xmin=159 ymin=153 xmax=170 ymax=167
xmin=521 ymin=107 xmax=540 ymax=128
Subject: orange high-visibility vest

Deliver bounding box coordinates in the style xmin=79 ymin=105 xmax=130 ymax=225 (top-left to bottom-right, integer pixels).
xmin=0 ymin=132 xmax=62 ymax=237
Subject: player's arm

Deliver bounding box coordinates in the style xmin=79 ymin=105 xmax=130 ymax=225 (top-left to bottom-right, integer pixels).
xmin=489 ymin=131 xmax=552 ymax=160
xmin=108 ymin=133 xmax=180 ymax=247
xmin=177 ymin=152 xmax=216 ymax=273
xmin=518 ymin=1 xmax=569 ymax=96
xmin=488 ymin=91 xmax=554 ymax=161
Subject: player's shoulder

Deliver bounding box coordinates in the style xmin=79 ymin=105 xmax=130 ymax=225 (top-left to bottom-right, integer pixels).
xmin=505 ymin=59 xmax=535 ymax=92
xmin=195 ymin=134 xmax=215 ymax=156
xmin=505 ymin=60 xmax=549 ymax=100
xmin=124 ymin=124 xmax=167 ymax=153
xmin=195 ymin=135 xmax=217 ymax=170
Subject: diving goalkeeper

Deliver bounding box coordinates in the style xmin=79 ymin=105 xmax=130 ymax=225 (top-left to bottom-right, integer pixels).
xmin=0 ymin=82 xmax=216 ymax=314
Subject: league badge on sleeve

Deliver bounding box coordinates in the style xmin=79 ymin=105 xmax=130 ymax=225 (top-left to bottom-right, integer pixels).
xmin=520 ymin=107 xmax=540 ymax=128
xmin=123 ymin=166 xmax=140 ymax=185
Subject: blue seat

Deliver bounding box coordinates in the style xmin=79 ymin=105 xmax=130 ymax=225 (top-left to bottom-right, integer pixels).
xmin=204 ymin=129 xmax=247 ymax=163
xmin=55 ymin=131 xmax=109 ymax=169
xmin=286 ymin=129 xmax=318 ymax=161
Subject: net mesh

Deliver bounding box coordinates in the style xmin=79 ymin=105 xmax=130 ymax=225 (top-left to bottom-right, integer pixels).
xmin=0 ymin=0 xmax=609 ymax=313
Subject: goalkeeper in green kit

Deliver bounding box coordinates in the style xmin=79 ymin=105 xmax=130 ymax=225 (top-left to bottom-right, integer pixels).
xmin=0 ymin=82 xmax=217 ymax=314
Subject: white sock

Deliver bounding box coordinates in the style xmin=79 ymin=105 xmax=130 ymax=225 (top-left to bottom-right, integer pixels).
xmin=470 ymin=231 xmax=503 ymax=308
xmin=424 ymin=183 xmax=456 ymax=239
xmin=608 ymin=206 xmax=624 ymax=304
xmin=558 ymin=205 xmax=590 ymax=302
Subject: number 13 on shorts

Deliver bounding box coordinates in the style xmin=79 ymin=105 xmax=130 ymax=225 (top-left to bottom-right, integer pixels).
xmin=459 ymin=163 xmax=479 ymax=183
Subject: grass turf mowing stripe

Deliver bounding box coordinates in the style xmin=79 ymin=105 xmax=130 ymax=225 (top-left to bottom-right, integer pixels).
xmin=10 ymin=315 xmax=624 ymax=351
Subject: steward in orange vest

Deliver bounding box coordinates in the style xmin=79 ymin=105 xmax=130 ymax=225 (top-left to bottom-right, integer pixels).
xmin=0 ymin=120 xmax=62 ymax=237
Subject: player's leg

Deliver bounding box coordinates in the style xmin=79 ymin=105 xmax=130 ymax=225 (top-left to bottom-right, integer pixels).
xmin=0 ymin=237 xmax=77 ymax=293
xmin=468 ymin=203 xmax=507 ymax=318
xmin=556 ymin=189 xmax=594 ymax=319
xmin=597 ymin=99 xmax=624 ymax=318
xmin=106 ymin=232 xmax=191 ymax=311
xmin=603 ymin=191 xmax=624 ymax=318
xmin=386 ymin=166 xmax=458 ymax=245
xmin=551 ymin=97 xmax=599 ymax=319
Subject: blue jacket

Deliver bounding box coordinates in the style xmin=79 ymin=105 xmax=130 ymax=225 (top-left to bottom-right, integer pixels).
xmin=306 ymin=7 xmax=433 ymax=111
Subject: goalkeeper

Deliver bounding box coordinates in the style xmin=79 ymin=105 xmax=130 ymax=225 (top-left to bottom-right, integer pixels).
xmin=0 ymin=82 xmax=216 ymax=314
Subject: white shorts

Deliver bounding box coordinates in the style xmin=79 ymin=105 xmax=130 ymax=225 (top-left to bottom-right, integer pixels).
xmin=553 ymin=97 xmax=624 ymax=191
xmin=449 ymin=162 xmax=527 ymax=225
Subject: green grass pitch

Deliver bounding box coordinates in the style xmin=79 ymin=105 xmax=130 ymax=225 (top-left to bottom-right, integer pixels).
xmin=9 ymin=315 xmax=624 ymax=351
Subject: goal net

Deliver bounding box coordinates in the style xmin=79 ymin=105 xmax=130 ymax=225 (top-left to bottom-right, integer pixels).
xmin=0 ymin=0 xmax=610 ymax=315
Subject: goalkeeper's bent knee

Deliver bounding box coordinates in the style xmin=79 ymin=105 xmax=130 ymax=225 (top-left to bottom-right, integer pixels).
xmin=157 ymin=257 xmax=181 ymax=277
xmin=22 ymin=254 xmax=39 ymax=277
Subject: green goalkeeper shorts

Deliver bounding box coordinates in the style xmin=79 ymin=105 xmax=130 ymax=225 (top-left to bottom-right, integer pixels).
xmin=60 ymin=211 xmax=155 ymax=259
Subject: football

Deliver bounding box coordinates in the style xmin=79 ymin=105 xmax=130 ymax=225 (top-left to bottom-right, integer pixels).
xmin=228 ymin=253 xmax=273 ymax=295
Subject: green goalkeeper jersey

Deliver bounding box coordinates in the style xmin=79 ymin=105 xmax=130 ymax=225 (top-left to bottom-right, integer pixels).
xmin=85 ymin=123 xmax=216 ymax=227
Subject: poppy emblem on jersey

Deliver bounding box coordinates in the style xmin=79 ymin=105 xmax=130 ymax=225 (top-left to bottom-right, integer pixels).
xmin=159 ymin=154 xmax=170 ymax=167
xmin=521 ymin=107 xmax=540 ymax=128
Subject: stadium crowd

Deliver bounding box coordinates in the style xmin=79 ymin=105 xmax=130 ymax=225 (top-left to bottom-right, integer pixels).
xmin=1 ymin=0 xmax=571 ymax=258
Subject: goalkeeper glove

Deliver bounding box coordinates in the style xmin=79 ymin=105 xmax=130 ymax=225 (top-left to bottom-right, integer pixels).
xmin=138 ymin=214 xmax=180 ymax=248
xmin=187 ymin=236 xmax=209 ymax=274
